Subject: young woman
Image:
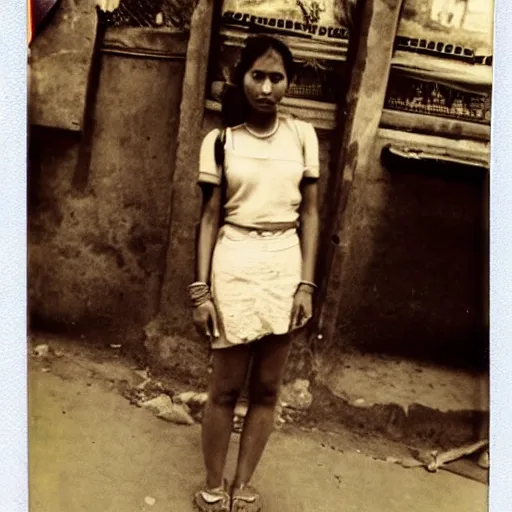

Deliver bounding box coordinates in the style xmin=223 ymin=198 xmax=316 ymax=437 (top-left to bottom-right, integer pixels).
xmin=189 ymin=35 xmax=320 ymax=512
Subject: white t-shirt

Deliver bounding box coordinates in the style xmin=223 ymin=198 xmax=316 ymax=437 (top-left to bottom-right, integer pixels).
xmin=198 ymin=115 xmax=319 ymax=229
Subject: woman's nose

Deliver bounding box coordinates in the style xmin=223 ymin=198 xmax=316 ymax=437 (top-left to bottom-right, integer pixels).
xmin=261 ymin=78 xmax=272 ymax=95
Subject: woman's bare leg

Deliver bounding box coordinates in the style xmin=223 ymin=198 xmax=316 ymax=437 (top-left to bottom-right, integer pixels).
xmin=202 ymin=343 xmax=252 ymax=489
xmin=232 ymin=334 xmax=293 ymax=487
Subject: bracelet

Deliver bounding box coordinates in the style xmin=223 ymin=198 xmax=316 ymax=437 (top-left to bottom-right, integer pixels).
xmin=187 ymin=282 xmax=212 ymax=308
xmin=297 ymin=281 xmax=317 ymax=294
xmin=188 ymin=281 xmax=209 ymax=289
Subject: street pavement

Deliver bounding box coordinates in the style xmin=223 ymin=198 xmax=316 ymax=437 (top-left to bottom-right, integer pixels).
xmin=29 ymin=346 xmax=488 ymax=512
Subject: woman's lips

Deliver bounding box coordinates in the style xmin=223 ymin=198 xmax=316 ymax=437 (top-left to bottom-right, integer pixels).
xmin=256 ymin=99 xmax=276 ymax=109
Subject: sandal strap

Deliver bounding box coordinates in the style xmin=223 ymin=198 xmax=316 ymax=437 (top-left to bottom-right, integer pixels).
xmin=231 ymin=484 xmax=261 ymax=509
xmin=200 ymin=490 xmax=228 ymax=504
xmin=194 ymin=482 xmax=231 ymax=512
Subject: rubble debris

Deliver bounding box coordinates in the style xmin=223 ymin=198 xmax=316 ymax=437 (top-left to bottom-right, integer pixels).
xmin=233 ymin=417 xmax=244 ymax=433
xmin=141 ymin=394 xmax=195 ymax=425
xmin=174 ymin=391 xmax=196 ymax=405
xmin=232 ymin=401 xmax=250 ymax=433
xmin=158 ymin=404 xmax=195 ymax=425
xmin=234 ymin=402 xmax=248 ymax=419
xmin=397 ymin=440 xmax=489 ymax=473
xmin=280 ymin=379 xmax=313 ymax=411
xmin=141 ymin=395 xmax=174 ymax=414
xmin=134 ymin=369 xmax=152 ymax=390
xmin=123 ymin=385 xmax=163 ymax=406
xmin=33 ymin=344 xmax=50 ymax=358
xmin=192 ymin=392 xmax=208 ymax=406
xmin=144 ymin=496 xmax=156 ymax=506
xmin=125 ymin=382 xmax=307 ymax=431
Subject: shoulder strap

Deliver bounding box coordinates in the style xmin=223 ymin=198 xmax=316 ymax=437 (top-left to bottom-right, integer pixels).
xmin=214 ymin=128 xmax=227 ymax=170
xmin=214 ymin=128 xmax=227 ymax=224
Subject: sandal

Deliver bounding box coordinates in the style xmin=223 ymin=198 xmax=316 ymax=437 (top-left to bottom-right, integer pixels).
xmin=230 ymin=483 xmax=262 ymax=512
xmin=193 ymin=480 xmax=231 ymax=512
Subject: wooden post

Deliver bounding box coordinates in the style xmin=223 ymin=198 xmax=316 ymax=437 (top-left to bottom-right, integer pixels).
xmin=314 ymin=0 xmax=404 ymax=351
xmin=158 ymin=0 xmax=215 ymax=331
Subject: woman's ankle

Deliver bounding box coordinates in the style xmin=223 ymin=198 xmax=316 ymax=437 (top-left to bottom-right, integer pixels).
xmin=232 ymin=477 xmax=251 ymax=490
xmin=206 ymin=476 xmax=225 ymax=490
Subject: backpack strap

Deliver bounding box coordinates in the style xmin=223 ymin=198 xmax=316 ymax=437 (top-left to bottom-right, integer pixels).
xmin=214 ymin=128 xmax=228 ymax=224
xmin=214 ymin=128 xmax=227 ymax=171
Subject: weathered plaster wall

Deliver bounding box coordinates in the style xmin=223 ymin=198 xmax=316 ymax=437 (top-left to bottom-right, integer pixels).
xmin=29 ymin=29 xmax=187 ymax=342
xmin=29 ymin=0 xmax=98 ymax=131
xmin=326 ymin=133 xmax=488 ymax=369
xmin=312 ymin=0 xmax=488 ymax=374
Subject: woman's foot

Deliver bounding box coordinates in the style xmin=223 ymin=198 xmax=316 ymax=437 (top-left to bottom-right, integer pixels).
xmin=193 ymin=481 xmax=231 ymax=512
xmin=230 ymin=483 xmax=262 ymax=512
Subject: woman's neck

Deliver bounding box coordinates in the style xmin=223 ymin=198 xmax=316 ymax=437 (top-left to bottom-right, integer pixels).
xmin=245 ymin=111 xmax=278 ymax=134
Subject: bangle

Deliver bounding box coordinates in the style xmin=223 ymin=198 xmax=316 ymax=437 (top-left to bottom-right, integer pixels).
xmin=297 ymin=281 xmax=317 ymax=294
xmin=187 ymin=282 xmax=212 ymax=307
xmin=188 ymin=281 xmax=209 ymax=288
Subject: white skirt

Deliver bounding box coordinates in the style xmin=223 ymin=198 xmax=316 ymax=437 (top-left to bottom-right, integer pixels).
xmin=211 ymin=224 xmax=302 ymax=349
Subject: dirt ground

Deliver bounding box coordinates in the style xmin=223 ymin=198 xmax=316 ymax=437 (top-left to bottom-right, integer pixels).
xmin=28 ymin=333 xmax=488 ymax=512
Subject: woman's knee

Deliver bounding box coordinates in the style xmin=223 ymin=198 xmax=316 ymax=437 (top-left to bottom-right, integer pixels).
xmin=248 ymin=379 xmax=281 ymax=407
xmin=209 ymin=386 xmax=243 ymax=408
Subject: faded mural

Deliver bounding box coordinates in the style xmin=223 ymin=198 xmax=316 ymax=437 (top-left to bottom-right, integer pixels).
xmin=399 ymin=0 xmax=494 ymax=54
xmin=386 ymin=0 xmax=493 ymax=125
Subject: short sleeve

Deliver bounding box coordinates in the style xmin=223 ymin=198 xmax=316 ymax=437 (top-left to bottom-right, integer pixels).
xmin=198 ymin=128 xmax=221 ymax=185
xmin=300 ymin=121 xmax=320 ymax=179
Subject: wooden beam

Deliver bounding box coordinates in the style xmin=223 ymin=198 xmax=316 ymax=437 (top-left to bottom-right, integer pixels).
xmin=314 ymin=0 xmax=405 ymax=350
xmin=380 ymin=109 xmax=490 ymax=142
xmin=158 ymin=0 xmax=215 ymax=331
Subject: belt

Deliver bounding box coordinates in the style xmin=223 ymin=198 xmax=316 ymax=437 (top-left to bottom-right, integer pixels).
xmin=224 ymin=221 xmax=297 ymax=237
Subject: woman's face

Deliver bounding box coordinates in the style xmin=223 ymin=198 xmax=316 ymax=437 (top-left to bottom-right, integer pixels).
xmin=242 ymin=48 xmax=289 ymax=115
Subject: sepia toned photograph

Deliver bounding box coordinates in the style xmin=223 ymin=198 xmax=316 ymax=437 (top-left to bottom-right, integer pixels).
xmin=27 ymin=0 xmax=492 ymax=510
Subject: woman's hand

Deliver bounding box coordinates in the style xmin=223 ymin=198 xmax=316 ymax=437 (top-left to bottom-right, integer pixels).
xmin=289 ymin=288 xmax=314 ymax=330
xmin=193 ymin=299 xmax=220 ymax=339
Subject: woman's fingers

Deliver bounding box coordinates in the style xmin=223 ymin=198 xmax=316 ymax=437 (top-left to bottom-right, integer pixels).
xmin=210 ymin=306 xmax=220 ymax=338
xmin=193 ymin=301 xmax=217 ymax=338
xmin=290 ymin=303 xmax=300 ymax=330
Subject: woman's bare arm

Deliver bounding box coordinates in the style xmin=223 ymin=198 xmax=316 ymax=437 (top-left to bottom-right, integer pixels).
xmin=299 ymin=179 xmax=320 ymax=283
xmin=196 ymin=184 xmax=221 ymax=283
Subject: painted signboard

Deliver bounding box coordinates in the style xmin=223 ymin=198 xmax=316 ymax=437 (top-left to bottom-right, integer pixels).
xmin=387 ymin=0 xmax=493 ymax=125
xmin=384 ymin=69 xmax=491 ymax=124
xmin=220 ymin=0 xmax=351 ymax=40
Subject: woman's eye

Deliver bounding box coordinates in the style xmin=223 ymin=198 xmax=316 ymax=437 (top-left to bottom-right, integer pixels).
xmin=270 ymin=74 xmax=284 ymax=84
xmin=251 ymin=72 xmax=284 ymax=83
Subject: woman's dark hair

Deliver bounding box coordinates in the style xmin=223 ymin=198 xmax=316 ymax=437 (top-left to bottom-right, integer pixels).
xmin=221 ymin=35 xmax=295 ymax=127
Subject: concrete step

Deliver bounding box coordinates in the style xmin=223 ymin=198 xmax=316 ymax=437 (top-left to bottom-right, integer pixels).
xmin=308 ymin=351 xmax=489 ymax=448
